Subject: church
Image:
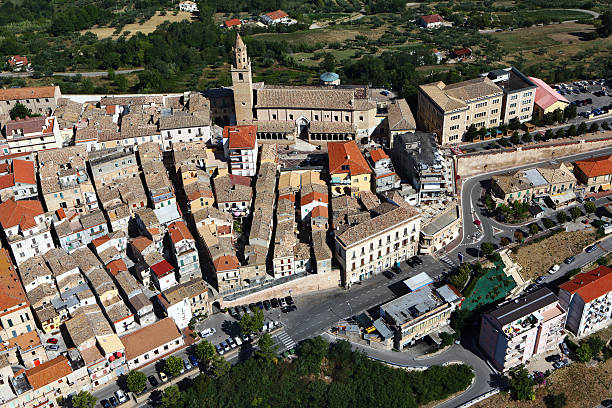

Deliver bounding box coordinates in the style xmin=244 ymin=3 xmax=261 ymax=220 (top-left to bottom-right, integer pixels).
xmin=206 ymin=35 xmax=413 ymax=145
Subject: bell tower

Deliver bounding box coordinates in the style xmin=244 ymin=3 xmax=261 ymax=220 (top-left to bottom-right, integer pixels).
xmin=231 ymin=34 xmax=253 ymax=123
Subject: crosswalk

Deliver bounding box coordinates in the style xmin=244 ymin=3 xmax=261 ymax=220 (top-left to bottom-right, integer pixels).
xmin=275 ymin=330 xmax=296 ymax=351
xmin=439 ymin=254 xmax=457 ymax=267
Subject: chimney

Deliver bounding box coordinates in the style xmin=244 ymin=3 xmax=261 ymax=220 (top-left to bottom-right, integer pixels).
xmin=346 ymin=155 xmax=350 ymax=160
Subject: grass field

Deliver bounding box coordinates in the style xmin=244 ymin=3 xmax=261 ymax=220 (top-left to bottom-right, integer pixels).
xmin=81 ymin=11 xmax=194 ymax=39
xmin=462 ymin=264 xmax=516 ymax=311
xmin=491 ymin=22 xmax=596 ymax=53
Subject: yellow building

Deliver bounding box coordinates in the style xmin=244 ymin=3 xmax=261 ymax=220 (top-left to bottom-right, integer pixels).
xmin=529 ymin=76 xmax=570 ymax=120
xmin=328 ymin=140 xmax=372 ymax=196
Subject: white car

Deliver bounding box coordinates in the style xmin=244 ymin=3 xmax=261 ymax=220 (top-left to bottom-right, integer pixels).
xmin=159 ymin=371 xmax=168 ymax=382
xmin=234 ymin=336 xmax=243 ymax=346
xmin=199 ymin=328 xmax=216 ymax=338
xmin=115 ymin=390 xmax=128 ymax=404
xmin=548 ymin=264 xmax=560 ymax=274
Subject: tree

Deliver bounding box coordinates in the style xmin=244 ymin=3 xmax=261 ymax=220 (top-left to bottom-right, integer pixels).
xmin=557 ymin=211 xmax=568 ymax=224
xmin=587 ymin=335 xmax=605 ymax=357
xmin=9 ymin=103 xmax=34 ymax=120
xmin=529 ymin=223 xmax=539 ymax=236
xmin=544 ymin=392 xmax=567 ymax=408
xmin=578 ymin=121 xmax=588 ymax=135
xmin=239 ymin=307 xmax=264 ymax=335
xmin=567 ymin=124 xmax=577 ymax=137
xmin=589 ymin=122 xmax=599 ymax=133
xmin=161 ymin=385 xmax=182 ymax=408
xmin=508 ymin=117 xmax=521 ymax=131
xmin=500 ymin=236 xmax=511 ymax=246
xmin=514 ymin=229 xmax=525 ymax=242
xmin=555 ymin=128 xmax=566 ymax=139
xmin=597 ymin=257 xmax=608 ymax=266
xmin=564 ymin=104 xmax=577 ymax=120
xmin=542 ymin=218 xmax=555 ymax=229
xmin=480 ymin=242 xmax=495 ymax=256
xmin=508 ymin=366 xmax=535 ymax=401
xmin=256 ymin=333 xmax=278 ymax=363
xmin=464 ymin=124 xmax=478 ymax=142
xmin=126 ymin=370 xmax=147 ymax=393
xmin=576 ymin=342 xmax=593 ymax=362
xmin=522 ymin=132 xmax=532 ymax=143
xmin=602 ymin=121 xmax=610 ymax=131
xmin=165 ymin=356 xmax=184 ymax=377
xmin=584 ymin=201 xmax=596 ymax=214
xmin=570 ymin=206 xmax=581 ymax=221
xmin=72 ymin=391 xmax=97 ymax=408
xmin=510 ymin=131 xmax=521 ymax=145
xmin=450 ymin=263 xmax=471 ymax=289
xmin=211 ymin=354 xmax=230 ymax=378
xmin=320 ymin=53 xmax=337 ymax=73
xmin=195 ymin=340 xmax=216 ymax=364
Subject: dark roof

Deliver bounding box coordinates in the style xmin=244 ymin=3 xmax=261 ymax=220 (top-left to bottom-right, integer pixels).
xmin=486 ymin=67 xmax=537 ymax=94
xmin=395 ymin=132 xmax=437 ymax=166
xmin=488 ymin=287 xmax=557 ymax=326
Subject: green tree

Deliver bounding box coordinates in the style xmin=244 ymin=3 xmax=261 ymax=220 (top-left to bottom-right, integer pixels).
xmin=9 ymin=102 xmax=34 ymax=120
xmin=239 ymin=307 xmax=264 ymax=335
xmin=320 ymin=53 xmax=337 ymax=73
xmin=464 ymin=124 xmax=478 ymax=142
xmin=556 ymin=128 xmax=566 ymax=139
xmin=508 ymin=366 xmax=535 ymax=401
xmin=578 ymin=121 xmax=588 ymax=135
xmin=72 ymin=391 xmax=97 ymax=408
xmin=597 ymin=257 xmax=608 ymax=266
xmin=195 ymin=340 xmax=216 ymax=364
xmin=522 ymin=132 xmax=532 ymax=143
xmin=567 ymin=125 xmax=577 ymax=137
xmin=584 ymin=201 xmax=596 ymax=214
xmin=587 ymin=335 xmax=605 ymax=357
xmin=211 ymin=354 xmax=230 ymax=378
xmin=602 ymin=121 xmax=610 ymax=131
xmin=510 ymin=131 xmax=521 ymax=145
xmin=165 ymin=356 xmax=184 ymax=377
xmin=589 ymin=122 xmax=599 ymax=133
xmin=576 ymin=342 xmax=593 ymax=362
xmin=542 ymin=218 xmax=555 ymax=229
xmin=529 ymin=223 xmax=539 ymax=236
xmin=161 ymin=385 xmax=182 ymax=408
xmin=256 ymin=333 xmax=278 ymax=363
xmin=480 ymin=242 xmax=495 ymax=256
xmin=508 ymin=117 xmax=521 ymax=131
xmin=126 ymin=370 xmax=147 ymax=393
xmin=544 ymin=392 xmax=567 ymax=408
xmin=557 ymin=211 xmax=568 ymax=224
xmin=564 ymin=104 xmax=577 ymax=120
xmin=500 ymin=236 xmax=511 ymax=246
xmin=450 ymin=263 xmax=471 ymax=289
xmin=570 ymin=206 xmax=581 ymax=220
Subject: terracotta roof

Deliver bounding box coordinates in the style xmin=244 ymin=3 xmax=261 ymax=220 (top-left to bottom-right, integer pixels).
xmin=5 ymin=116 xmax=46 ymax=134
xmin=453 ymin=47 xmax=472 ymax=56
xmin=328 ymin=141 xmax=371 ymax=176
xmin=420 ymin=14 xmax=445 ymax=24
xmin=168 ymin=220 xmax=194 ymax=244
xmin=130 ymin=236 xmax=153 ymax=253
xmin=575 ymin=155 xmax=612 ymax=178
xmin=107 ymin=259 xmax=127 ymax=276
xmin=8 ymin=56 xmax=28 ymax=66
xmin=369 ymin=149 xmax=388 ymax=163
xmin=0 ymin=174 xmax=14 ymax=190
xmin=92 ymin=235 xmax=110 ymax=248
xmin=12 ymin=159 xmax=35 ymax=185
xmin=0 ymin=86 xmax=56 ymax=101
xmin=225 ymin=18 xmax=241 ymax=27
xmin=265 ymin=9 xmax=288 ymax=20
xmin=311 ymin=205 xmax=328 ymax=219
xmin=121 ymin=318 xmax=181 ymax=361
xmin=213 ymin=254 xmax=240 ymax=272
xmin=0 ymin=198 xmax=44 ymax=230
xmin=151 ymin=260 xmax=174 ymax=277
xmin=559 ymin=266 xmax=612 ymax=303
xmin=256 ymin=86 xmax=358 ymax=110
xmin=529 ymin=76 xmax=569 ymax=111
xmin=224 ymin=125 xmax=257 ymax=149
xmin=8 ymin=330 xmax=41 ymax=352
xmin=301 ymin=191 xmax=328 ymax=206
xmin=25 ymin=355 xmax=72 ymax=390
xmin=0 ymin=248 xmax=28 ymax=314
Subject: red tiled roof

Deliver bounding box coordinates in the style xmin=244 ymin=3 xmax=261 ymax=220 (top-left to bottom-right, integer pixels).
xmin=559 ymin=266 xmax=612 ymax=303
xmin=0 ymin=174 xmax=14 ymax=190
xmin=106 ymin=259 xmax=127 ymax=276
xmin=369 ymin=148 xmax=388 ymax=163
xmin=217 ymin=225 xmax=231 ymax=235
xmin=0 ymin=198 xmax=44 ymax=230
xmin=151 ymin=260 xmax=174 ymax=278
xmin=529 ymin=76 xmax=569 ymax=111
xmin=574 ymin=155 xmax=612 ymax=178
xmin=311 ymin=205 xmax=328 ymax=219
xmin=5 ymin=116 xmax=46 ymax=133
xmin=168 ymin=221 xmax=194 ymax=244
xmin=0 ymin=163 xmax=10 ymax=174
xmin=105 ymin=105 xmax=116 ymax=115
xmin=92 ymin=235 xmax=110 ymax=248
xmin=130 ymin=236 xmax=153 ymax=253
xmin=225 ymin=18 xmax=242 ymax=27
xmin=265 ymin=9 xmax=288 ymax=20
xmin=328 ymin=141 xmax=371 ymax=176
xmin=278 ymin=193 xmax=295 ymax=202
xmin=0 ymin=86 xmax=55 ymax=102
xmin=300 ymin=191 xmax=328 ymax=206
xmin=454 ymin=47 xmax=472 ymax=56
xmin=8 ymin=56 xmax=28 ymax=66
xmin=228 ymin=173 xmax=251 ymax=187
xmin=0 ymin=248 xmax=28 ymax=314
xmin=213 ymin=255 xmax=240 ymax=272
xmin=12 ymin=159 xmax=35 ymax=185
xmin=25 ymin=356 xmax=72 ymax=390
xmin=224 ymin=125 xmax=257 ymax=149
xmin=420 ymin=14 xmax=445 ymax=24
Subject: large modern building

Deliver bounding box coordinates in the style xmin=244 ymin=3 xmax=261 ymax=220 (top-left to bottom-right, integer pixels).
xmin=417 ymin=77 xmax=503 ymax=145
xmin=558 ymin=266 xmax=612 ymax=338
xmin=481 ymin=67 xmax=537 ymax=125
xmin=479 ymin=288 xmax=566 ymax=371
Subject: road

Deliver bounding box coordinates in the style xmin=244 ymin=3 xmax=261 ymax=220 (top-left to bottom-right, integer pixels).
xmin=0 ymin=69 xmax=144 ymax=78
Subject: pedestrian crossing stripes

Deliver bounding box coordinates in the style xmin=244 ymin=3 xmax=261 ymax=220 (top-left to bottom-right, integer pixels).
xmin=275 ymin=330 xmax=296 ymax=351
xmin=439 ymin=254 xmax=457 ymax=267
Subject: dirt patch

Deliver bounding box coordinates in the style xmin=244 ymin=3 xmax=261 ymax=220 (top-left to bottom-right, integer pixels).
xmin=510 ymin=229 xmax=597 ymax=281
xmin=82 ymin=11 xmax=194 ymax=39
xmin=474 ymin=357 xmax=612 ymax=408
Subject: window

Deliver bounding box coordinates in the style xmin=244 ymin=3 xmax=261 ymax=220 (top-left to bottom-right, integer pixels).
xmin=475 ymin=102 xmax=487 ymax=109
xmin=490 ymin=119 xmax=497 ymax=125
xmin=289 ymin=114 xmax=293 ymax=120
xmin=511 ymin=95 xmax=518 ymax=100
xmin=359 ymin=115 xmax=363 ymax=121
xmin=510 ymin=103 xmax=517 ymax=108
xmin=491 ymin=109 xmax=499 ymax=114
xmin=238 ymin=73 xmax=243 ymax=80
xmin=450 ymin=114 xmax=460 ymax=121
xmin=450 ymin=124 xmax=460 ymax=131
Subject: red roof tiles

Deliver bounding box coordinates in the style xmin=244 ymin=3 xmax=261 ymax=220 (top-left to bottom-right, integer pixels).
xmin=328 ymin=141 xmax=371 ymax=176
xmin=0 ymin=174 xmax=14 ymax=190
xmin=168 ymin=221 xmax=194 ymax=244
xmin=574 ymin=155 xmax=612 ymax=178
xmin=106 ymin=259 xmax=127 ymax=276
xmin=300 ymin=191 xmax=328 ymax=206
xmin=420 ymin=14 xmax=445 ymax=24
xmin=25 ymin=355 xmax=72 ymax=390
xmin=529 ymin=76 xmax=569 ymax=111
xmin=12 ymin=159 xmax=35 ymax=185
xmin=265 ymin=9 xmax=288 ymax=20
xmin=225 ymin=18 xmax=241 ymax=27
xmin=311 ymin=205 xmax=328 ymax=218
xmin=228 ymin=173 xmax=251 ymax=187
xmin=559 ymin=266 xmax=612 ymax=303
xmin=0 ymin=248 xmax=28 ymax=315
xmin=0 ymin=86 xmax=56 ymax=101
xmin=213 ymin=255 xmax=240 ymax=272
xmin=369 ymin=148 xmax=388 ymax=163
xmin=224 ymin=125 xmax=257 ymax=149
xmin=0 ymin=198 xmax=44 ymax=230
xmin=151 ymin=260 xmax=174 ymax=278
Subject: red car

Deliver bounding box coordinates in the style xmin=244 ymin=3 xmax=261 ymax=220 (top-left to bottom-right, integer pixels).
xmin=46 ymin=338 xmax=58 ymax=344
xmin=474 ymin=219 xmax=481 ymax=226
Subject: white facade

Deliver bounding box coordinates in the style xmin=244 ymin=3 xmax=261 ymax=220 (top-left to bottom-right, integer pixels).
xmin=5 ymin=220 xmax=54 ymax=266
xmin=179 ymin=1 xmax=198 ymax=12
xmin=166 ymin=298 xmax=192 ymax=330
xmin=5 ymin=116 xmax=61 ymax=153
xmin=300 ymin=198 xmax=328 ymax=220
xmin=161 ymin=126 xmax=211 ymax=151
xmin=228 ymin=146 xmax=258 ymax=177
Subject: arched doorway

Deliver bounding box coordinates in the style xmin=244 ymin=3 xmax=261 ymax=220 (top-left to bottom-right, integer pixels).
xmin=296 ymin=116 xmax=310 ymax=140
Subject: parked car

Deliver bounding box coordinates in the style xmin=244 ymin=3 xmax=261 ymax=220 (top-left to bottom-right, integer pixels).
xmin=561 ymin=342 xmax=570 ymax=355
xmin=585 ymin=244 xmax=598 ymax=253
xmin=221 ymin=341 xmax=230 ymax=352
xmin=249 ymin=303 xmax=256 ymax=310
xmin=391 ymin=265 xmax=402 ymax=275
xmin=148 ymin=375 xmax=159 ymax=387
xmin=553 ymin=360 xmax=569 ymax=369
xmin=102 ymin=400 xmax=111 ymax=408
xmin=159 ymin=371 xmax=168 ymax=382
xmin=216 ymin=344 xmax=224 ymax=355
xmin=46 ymin=337 xmax=58 ymax=344
xmin=227 ymin=338 xmax=237 ymax=348
xmin=285 ymin=296 xmax=294 ymax=305
xmin=282 ymin=305 xmax=297 ymax=313
xmin=406 ymin=258 xmax=415 ymax=267
xmin=242 ymin=334 xmax=249 ymax=342
xmin=383 ymin=270 xmax=394 ymax=279
xmin=545 ymin=354 xmax=561 ymax=363
xmin=45 ymin=344 xmax=59 ymax=351
xmin=577 ymin=196 xmax=584 ymax=203
xmin=256 ymin=301 xmax=264 ymax=309
xmin=548 ymin=264 xmax=560 ymax=274
xmin=564 ymin=256 xmax=575 ymax=264
xmin=474 ymin=219 xmax=481 ymax=225
xmin=199 ymin=328 xmax=216 ymax=338
xmin=535 ymin=276 xmax=546 ymax=284
xmin=601 ymin=399 xmax=612 ymax=408
xmin=109 ymin=397 xmax=119 ymax=407
xmin=189 ymin=354 xmax=199 ymax=367
xmin=271 ymin=298 xmax=280 ymax=308
xmin=411 ymin=256 xmax=423 ymax=265
xmin=234 ymin=336 xmax=243 ymax=347
xmin=279 ymin=298 xmax=287 ymax=307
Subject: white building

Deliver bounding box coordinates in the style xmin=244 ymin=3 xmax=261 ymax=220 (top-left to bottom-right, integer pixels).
xmin=558 ymin=266 xmax=612 ymax=338
xmin=223 ymin=125 xmax=258 ymax=177
xmin=159 ymin=113 xmax=211 ymax=151
xmin=122 ymin=318 xmax=184 ymax=370
xmin=4 ymin=116 xmax=61 ymax=153
xmin=178 ymin=1 xmax=198 ymax=13
xmin=167 ymin=221 xmax=201 ymax=282
xmin=150 ymin=260 xmax=178 ymax=292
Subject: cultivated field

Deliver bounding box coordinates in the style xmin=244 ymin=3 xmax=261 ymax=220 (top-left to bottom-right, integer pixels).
xmin=81 ymin=11 xmax=194 ymax=39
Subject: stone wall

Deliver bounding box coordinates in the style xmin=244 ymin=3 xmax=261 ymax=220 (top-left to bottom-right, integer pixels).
xmin=455 ymin=135 xmax=612 ymax=177
xmin=220 ymin=270 xmax=342 ymax=308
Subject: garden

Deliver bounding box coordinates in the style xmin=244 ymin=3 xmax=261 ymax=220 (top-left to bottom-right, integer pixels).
xmin=462 ymin=261 xmax=516 ymax=311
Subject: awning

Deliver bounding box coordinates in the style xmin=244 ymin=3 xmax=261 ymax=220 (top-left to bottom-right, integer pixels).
xmin=373 ymin=318 xmax=394 ymax=340
xmin=600 ymin=184 xmax=611 ymax=190
xmin=552 ymin=191 xmax=576 ymax=204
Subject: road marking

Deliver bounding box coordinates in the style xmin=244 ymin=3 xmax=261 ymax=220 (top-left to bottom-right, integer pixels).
xmin=275 ymin=330 xmax=296 ymax=350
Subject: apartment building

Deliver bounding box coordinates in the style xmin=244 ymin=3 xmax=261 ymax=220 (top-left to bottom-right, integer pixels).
xmin=0 ymin=248 xmax=34 ymax=341
xmin=3 ymin=116 xmax=61 ymax=154
xmin=558 ymin=266 xmax=612 ymax=338
xmin=0 ymin=199 xmax=54 ymax=265
xmin=479 ymin=288 xmax=566 ymax=371
xmin=417 ymin=77 xmax=503 ymax=144
xmin=367 ymin=148 xmax=400 ymax=193
xmin=328 ymin=140 xmax=372 ymax=196
xmin=420 ymin=204 xmax=461 ymax=255
xmin=0 ymin=85 xmax=61 ymax=119
xmin=223 ymin=125 xmax=258 ymax=177
xmin=387 ymin=99 xmax=417 ymax=145
xmin=168 ymin=220 xmax=201 ymax=282
xmin=142 ymin=160 xmax=177 ymax=210
xmin=159 ymin=112 xmax=211 ymax=151
xmin=151 ymin=259 xmax=178 ymax=292
xmin=122 ymin=318 xmax=184 ymax=370
xmin=481 ymin=67 xmax=537 ymax=124
xmin=392 ymin=133 xmax=455 ymax=205
xmin=380 ymin=276 xmax=462 ymax=349
xmin=213 ymin=174 xmax=252 ymax=218
xmin=88 ymin=148 xmax=139 ymax=187
xmin=53 ymin=209 xmax=109 ymax=253
xmin=334 ymin=204 xmax=421 ymax=287
xmin=158 ymin=278 xmax=210 ymax=329
xmin=573 ymin=154 xmax=612 ymax=195
xmin=0 ymin=159 xmax=37 ymax=201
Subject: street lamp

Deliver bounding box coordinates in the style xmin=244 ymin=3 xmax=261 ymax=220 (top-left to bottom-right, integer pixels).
xmin=347 ymin=301 xmax=353 ymax=317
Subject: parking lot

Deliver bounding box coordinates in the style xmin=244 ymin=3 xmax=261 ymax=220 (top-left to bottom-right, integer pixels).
xmin=555 ymin=79 xmax=611 ymax=117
